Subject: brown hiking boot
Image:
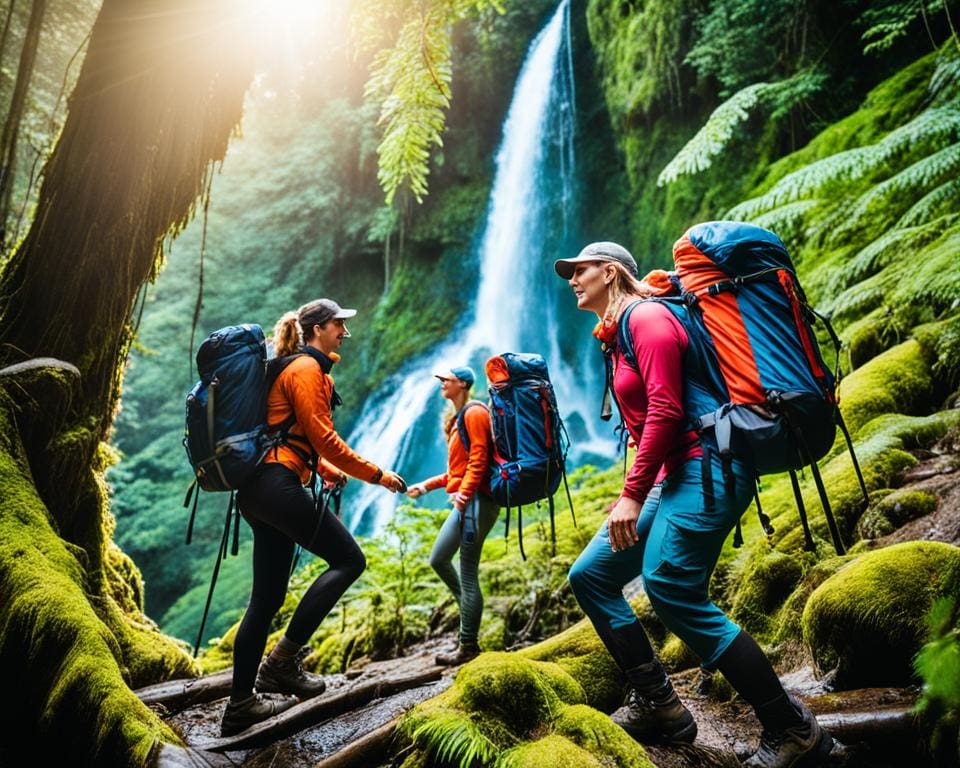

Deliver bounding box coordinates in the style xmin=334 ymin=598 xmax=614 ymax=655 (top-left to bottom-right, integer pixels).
xmin=255 ymin=647 xmax=327 ymax=699
xmin=611 ymin=660 xmax=697 ymax=745
xmin=435 ymin=640 xmax=481 ymax=666
xmin=220 ymin=693 xmax=297 ymax=737
xmin=611 ymin=684 xmax=698 ymax=744
xmin=745 ymin=697 xmax=833 ymax=768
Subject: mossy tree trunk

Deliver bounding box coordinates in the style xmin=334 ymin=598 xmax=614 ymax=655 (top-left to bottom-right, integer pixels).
xmin=0 ymin=0 xmax=256 ymax=764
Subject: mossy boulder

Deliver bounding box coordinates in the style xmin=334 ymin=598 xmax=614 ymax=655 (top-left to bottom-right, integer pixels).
xmin=730 ymin=551 xmax=805 ymax=640
xmin=498 ymin=734 xmax=604 ymax=768
xmin=518 ymin=618 xmax=623 ymax=712
xmin=838 ymin=339 xmax=934 ymax=434
xmin=802 ymin=541 xmax=960 ymax=687
xmin=552 ymin=704 xmax=657 ymax=768
xmin=857 ymin=488 xmax=939 ymax=539
xmin=456 ymin=653 xmax=586 ymax=733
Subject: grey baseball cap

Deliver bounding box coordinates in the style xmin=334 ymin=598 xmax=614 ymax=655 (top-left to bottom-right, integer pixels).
xmin=554 ymin=241 xmax=639 ymax=279
xmin=300 ymin=298 xmax=357 ymax=328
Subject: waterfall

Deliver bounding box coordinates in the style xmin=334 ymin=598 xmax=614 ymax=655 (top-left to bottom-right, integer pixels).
xmin=344 ymin=0 xmax=614 ymax=533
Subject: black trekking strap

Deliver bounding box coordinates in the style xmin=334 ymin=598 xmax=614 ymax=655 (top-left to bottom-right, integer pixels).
xmin=561 ymin=465 xmax=576 ymax=528
xmin=184 ymin=479 xmax=199 ymax=544
xmin=600 ymin=342 xmax=615 ymax=422
xmin=835 ymin=407 xmax=869 ymax=509
xmin=754 ymin=475 xmax=774 ymax=536
xmin=231 ymin=490 xmax=241 ymax=556
xmin=194 ymin=492 xmax=233 ymax=657
xmin=205 ymin=378 xmax=231 ymax=490
xmin=791 ymin=425 xmax=846 ymax=556
xmin=789 ymin=469 xmax=816 ymax=552
xmin=517 ymin=504 xmax=526 ymax=560
xmin=548 ymin=493 xmax=556 ymax=557
xmin=701 ymin=445 xmax=716 ymax=513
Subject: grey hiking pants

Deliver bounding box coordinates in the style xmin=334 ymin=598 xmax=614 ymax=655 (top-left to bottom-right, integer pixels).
xmin=429 ymin=493 xmax=499 ymax=644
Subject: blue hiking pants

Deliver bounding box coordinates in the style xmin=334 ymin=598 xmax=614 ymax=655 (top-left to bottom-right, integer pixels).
xmin=568 ymin=453 xmax=753 ymax=668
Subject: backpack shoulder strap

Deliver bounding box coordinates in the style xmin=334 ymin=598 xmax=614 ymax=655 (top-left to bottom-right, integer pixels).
xmin=615 ymin=299 xmax=646 ymax=370
xmin=455 ymin=400 xmax=487 ymax=452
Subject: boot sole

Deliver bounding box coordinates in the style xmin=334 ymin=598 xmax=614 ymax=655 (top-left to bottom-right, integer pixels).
xmin=788 ymin=725 xmax=834 ymax=768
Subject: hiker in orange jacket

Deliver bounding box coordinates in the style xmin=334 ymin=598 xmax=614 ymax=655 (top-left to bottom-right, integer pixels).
xmin=221 ymin=298 xmax=405 ymax=737
xmin=407 ymin=366 xmax=499 ymax=666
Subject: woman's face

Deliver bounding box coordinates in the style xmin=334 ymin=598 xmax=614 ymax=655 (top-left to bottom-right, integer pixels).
xmin=438 ymin=376 xmax=467 ymax=402
xmin=313 ymin=319 xmax=349 ymax=354
xmin=568 ymin=261 xmax=610 ymax=314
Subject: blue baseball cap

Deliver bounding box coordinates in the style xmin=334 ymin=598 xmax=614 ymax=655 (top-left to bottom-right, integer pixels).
xmin=433 ymin=366 xmax=476 ymax=386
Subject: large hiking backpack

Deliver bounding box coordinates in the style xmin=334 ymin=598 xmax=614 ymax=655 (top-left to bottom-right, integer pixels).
xmin=613 ymin=221 xmax=868 ymax=555
xmin=181 ymin=323 xmax=310 ymax=654
xmin=484 ymin=352 xmax=575 ymax=558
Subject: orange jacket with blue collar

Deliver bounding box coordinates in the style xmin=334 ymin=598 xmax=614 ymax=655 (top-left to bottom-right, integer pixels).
xmin=263 ymin=350 xmax=380 ymax=485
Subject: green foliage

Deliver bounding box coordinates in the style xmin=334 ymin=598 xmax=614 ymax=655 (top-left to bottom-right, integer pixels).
xmin=409 ymin=708 xmax=502 ymax=768
xmin=915 ymin=592 xmax=960 ymax=757
xmin=357 ymin=0 xmax=505 ymax=203
xmin=859 ymin=0 xmax=959 ymax=55
xmin=802 ymin=541 xmax=960 ymax=687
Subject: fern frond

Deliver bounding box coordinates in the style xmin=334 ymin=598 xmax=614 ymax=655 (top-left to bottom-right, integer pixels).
xmin=829 ymin=141 xmax=960 ymax=243
xmin=896 ymin=176 xmax=960 ymax=228
xmin=750 ymin=199 xmax=821 ymax=237
xmin=727 ymin=107 xmax=960 ymax=219
xmin=408 ymin=709 xmax=500 ymax=768
xmin=657 ymin=82 xmax=770 ymax=186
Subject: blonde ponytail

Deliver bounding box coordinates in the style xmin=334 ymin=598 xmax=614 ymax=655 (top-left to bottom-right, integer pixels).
xmin=273 ymin=311 xmax=302 ymax=357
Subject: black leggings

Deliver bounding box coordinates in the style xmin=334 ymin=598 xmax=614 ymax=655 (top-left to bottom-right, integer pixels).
xmin=231 ymin=463 xmax=366 ymax=695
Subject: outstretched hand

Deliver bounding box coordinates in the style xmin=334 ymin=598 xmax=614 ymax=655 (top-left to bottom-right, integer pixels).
xmin=607 ymin=496 xmax=642 ymax=553
xmin=379 ymin=470 xmax=407 ymax=493
xmin=406 ymin=482 xmax=428 ymax=499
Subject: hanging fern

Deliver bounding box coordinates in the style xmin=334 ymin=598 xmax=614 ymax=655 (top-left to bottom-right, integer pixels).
xmin=657 ymin=82 xmax=770 ymax=186
xmin=829 ymin=141 xmax=960 ymax=243
xmin=929 ymin=46 xmax=960 ymax=105
xmin=358 ymin=0 xmax=504 ymax=204
xmin=751 ymin=199 xmax=821 ymax=240
xmin=728 ymin=106 xmax=960 ymax=219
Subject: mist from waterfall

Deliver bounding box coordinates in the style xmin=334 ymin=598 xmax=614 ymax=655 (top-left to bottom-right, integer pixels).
xmin=344 ymin=0 xmax=614 ymax=533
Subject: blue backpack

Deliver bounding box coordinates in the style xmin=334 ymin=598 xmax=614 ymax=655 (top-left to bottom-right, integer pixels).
xmin=484 ymin=353 xmax=575 ymax=558
xmin=181 ymin=323 xmax=309 ymax=653
xmin=608 ymin=222 xmax=868 ymax=555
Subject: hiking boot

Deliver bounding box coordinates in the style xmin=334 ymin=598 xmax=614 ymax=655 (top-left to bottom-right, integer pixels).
xmin=220 ymin=693 xmax=297 ymax=737
xmin=435 ymin=640 xmax=481 ymax=666
xmin=745 ymin=697 xmax=833 ymax=768
xmin=255 ymin=647 xmax=327 ymax=699
xmin=611 ymin=660 xmax=697 ymax=745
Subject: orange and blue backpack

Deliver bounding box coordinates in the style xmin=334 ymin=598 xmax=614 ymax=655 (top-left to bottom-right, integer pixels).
xmin=609 ymin=221 xmax=868 ymax=554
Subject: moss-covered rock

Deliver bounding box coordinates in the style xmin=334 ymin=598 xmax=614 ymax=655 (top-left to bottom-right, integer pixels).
xmin=498 ymin=733 xmax=605 ymax=768
xmin=857 ymin=488 xmax=939 ymax=539
xmin=518 ymin=618 xmax=623 ymax=712
xmin=457 ymin=652 xmax=585 ymax=734
xmin=838 ymin=340 xmax=934 ymax=434
xmin=552 ymin=704 xmax=657 ymax=768
xmin=730 ymin=550 xmax=805 ymax=640
xmin=802 ymin=541 xmax=960 ymax=686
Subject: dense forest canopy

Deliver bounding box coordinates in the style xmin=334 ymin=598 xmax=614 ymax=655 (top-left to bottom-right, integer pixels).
xmin=0 ymin=0 xmax=957 ymax=765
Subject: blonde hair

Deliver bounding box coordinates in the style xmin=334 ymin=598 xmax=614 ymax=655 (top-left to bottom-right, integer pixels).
xmin=273 ymin=311 xmax=302 ymax=357
xmin=601 ymin=262 xmax=647 ymax=326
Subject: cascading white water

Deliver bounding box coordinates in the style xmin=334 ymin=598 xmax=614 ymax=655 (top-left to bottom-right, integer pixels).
xmin=344 ymin=0 xmax=614 ymax=533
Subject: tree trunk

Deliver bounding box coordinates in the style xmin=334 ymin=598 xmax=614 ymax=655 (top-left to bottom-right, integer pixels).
xmin=0 ymin=0 xmax=256 ymax=764
xmin=0 ymin=0 xmax=45 ymax=247
xmin=0 ymin=0 xmax=16 ymax=72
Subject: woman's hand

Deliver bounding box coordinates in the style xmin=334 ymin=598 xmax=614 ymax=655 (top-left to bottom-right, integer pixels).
xmin=406 ymin=482 xmax=428 ymax=499
xmin=452 ymin=492 xmax=469 ymax=512
xmin=607 ymin=496 xmax=642 ymax=553
xmin=379 ymin=469 xmax=407 ymax=493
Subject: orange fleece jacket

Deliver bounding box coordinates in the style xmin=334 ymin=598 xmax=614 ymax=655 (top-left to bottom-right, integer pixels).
xmin=424 ymin=403 xmax=492 ymax=500
xmin=263 ymin=354 xmax=379 ymax=485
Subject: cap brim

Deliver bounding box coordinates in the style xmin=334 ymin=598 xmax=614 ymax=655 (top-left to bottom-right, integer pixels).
xmin=554 ymin=257 xmax=589 ymax=279
xmin=334 ymin=308 xmax=357 ymax=319
xmin=432 ymin=368 xmax=453 ymax=380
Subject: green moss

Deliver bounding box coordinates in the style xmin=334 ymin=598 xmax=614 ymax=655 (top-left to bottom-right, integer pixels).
xmin=498 ymin=733 xmax=604 ymax=768
xmin=838 ymin=340 xmax=934 ymax=434
xmin=730 ymin=550 xmax=805 ymax=640
xmin=0 ymin=404 xmax=185 ymax=766
xmin=802 ymin=541 xmax=960 ymax=686
xmin=455 ymin=653 xmax=585 ymax=734
xmin=658 ymin=633 xmax=699 ymax=672
xmin=551 ymin=704 xmax=656 ymax=768
xmin=518 ymin=619 xmax=623 ymax=712
xmin=857 ymin=488 xmax=939 ymax=539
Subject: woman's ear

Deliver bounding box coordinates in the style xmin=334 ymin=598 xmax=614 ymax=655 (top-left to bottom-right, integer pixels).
xmin=603 ymin=262 xmax=617 ymax=285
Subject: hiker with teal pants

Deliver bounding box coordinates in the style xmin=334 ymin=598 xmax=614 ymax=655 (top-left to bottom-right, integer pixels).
xmin=407 ymin=366 xmax=499 ymax=666
xmin=555 ymin=243 xmax=833 ymax=767
xmin=221 ymin=298 xmax=406 ymax=737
